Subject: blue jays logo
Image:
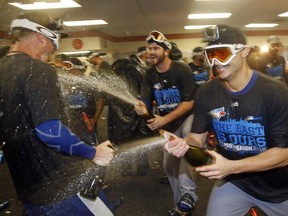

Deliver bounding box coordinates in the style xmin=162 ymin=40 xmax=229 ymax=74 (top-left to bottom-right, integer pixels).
xmin=153 ymin=82 xmax=162 ymax=90
xmin=209 ymin=107 xmax=226 ymax=120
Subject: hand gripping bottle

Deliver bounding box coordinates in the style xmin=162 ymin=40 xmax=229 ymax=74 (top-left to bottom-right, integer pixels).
xmin=160 ymin=129 xmax=212 ymax=167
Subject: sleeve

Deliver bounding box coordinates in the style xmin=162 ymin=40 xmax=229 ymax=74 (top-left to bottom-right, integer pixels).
xmin=139 ymin=69 xmax=154 ymax=110
xmin=177 ymin=62 xmax=196 ymax=101
xmin=191 ymin=85 xmax=212 ymax=133
xmin=266 ymin=84 xmax=288 ymax=148
xmin=36 ymin=120 xmax=96 ymax=159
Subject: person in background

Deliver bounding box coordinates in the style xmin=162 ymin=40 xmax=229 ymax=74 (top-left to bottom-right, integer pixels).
xmin=0 ymin=12 xmax=115 ymax=216
xmin=54 ymin=53 xmax=70 ymax=67
xmin=164 ymin=24 xmax=288 ymax=216
xmin=169 ymin=42 xmax=183 ymax=61
xmin=127 ymin=46 xmax=149 ymax=94
xmin=257 ymin=35 xmax=288 ymax=84
xmin=59 ymin=57 xmax=104 ymax=146
xmin=135 ymin=30 xmax=197 ymax=216
xmin=188 ymin=46 xmax=211 ymax=88
xmin=247 ymin=45 xmax=261 ymax=70
xmin=88 ymin=51 xmax=111 ymax=75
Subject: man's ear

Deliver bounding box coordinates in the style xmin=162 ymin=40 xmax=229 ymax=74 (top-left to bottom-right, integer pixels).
xmin=241 ymin=46 xmax=251 ymax=58
xmin=35 ymin=32 xmax=49 ymax=47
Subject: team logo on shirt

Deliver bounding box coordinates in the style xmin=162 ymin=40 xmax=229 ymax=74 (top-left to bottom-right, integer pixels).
xmin=153 ymin=82 xmax=162 ymax=90
xmin=209 ymin=107 xmax=226 ymax=120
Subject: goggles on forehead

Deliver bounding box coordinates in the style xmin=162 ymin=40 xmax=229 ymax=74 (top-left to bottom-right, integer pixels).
xmin=204 ymin=44 xmax=245 ymax=66
xmin=146 ymin=30 xmax=172 ymax=49
xmin=10 ymin=18 xmax=60 ymax=50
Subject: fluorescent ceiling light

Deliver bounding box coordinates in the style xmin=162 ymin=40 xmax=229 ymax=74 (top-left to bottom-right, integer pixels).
xmin=9 ymin=0 xmax=81 ymax=10
xmin=278 ymin=12 xmax=288 ymax=17
xmin=188 ymin=13 xmax=232 ymax=19
xmin=245 ymin=23 xmax=279 ymax=28
xmin=184 ymin=25 xmax=212 ymax=30
xmin=64 ymin=20 xmax=108 ymax=26
xmin=62 ymin=51 xmax=91 ymax=55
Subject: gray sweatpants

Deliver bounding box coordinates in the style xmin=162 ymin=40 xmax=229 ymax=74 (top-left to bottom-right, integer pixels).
xmin=207 ymin=181 xmax=288 ymax=216
xmin=163 ymin=114 xmax=198 ymax=205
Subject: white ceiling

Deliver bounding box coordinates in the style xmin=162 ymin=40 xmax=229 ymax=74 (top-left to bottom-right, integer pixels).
xmin=1 ymin=0 xmax=288 ymax=39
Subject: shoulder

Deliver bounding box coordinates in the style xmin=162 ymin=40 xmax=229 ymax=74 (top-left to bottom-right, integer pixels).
xmin=256 ymin=71 xmax=288 ymax=92
xmin=171 ymin=61 xmax=192 ymax=74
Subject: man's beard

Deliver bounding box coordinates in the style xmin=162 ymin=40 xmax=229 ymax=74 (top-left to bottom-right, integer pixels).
xmin=152 ymin=53 xmax=165 ymax=66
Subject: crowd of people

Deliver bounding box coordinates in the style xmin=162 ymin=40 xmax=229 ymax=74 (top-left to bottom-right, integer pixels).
xmin=0 ymin=10 xmax=288 ymax=216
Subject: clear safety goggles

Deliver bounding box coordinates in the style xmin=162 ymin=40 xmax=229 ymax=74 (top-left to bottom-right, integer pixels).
xmin=146 ymin=30 xmax=172 ymax=49
xmin=204 ymin=44 xmax=245 ymax=66
xmin=10 ymin=18 xmax=60 ymax=50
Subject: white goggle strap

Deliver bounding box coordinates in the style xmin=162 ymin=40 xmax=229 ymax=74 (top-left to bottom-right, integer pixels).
xmin=10 ymin=19 xmax=60 ymax=50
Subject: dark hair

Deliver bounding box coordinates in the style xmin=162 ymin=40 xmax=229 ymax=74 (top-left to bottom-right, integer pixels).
xmin=169 ymin=42 xmax=182 ymax=61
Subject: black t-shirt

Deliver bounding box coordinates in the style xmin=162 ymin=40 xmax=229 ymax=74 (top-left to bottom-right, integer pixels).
xmin=192 ymin=71 xmax=288 ymax=202
xmin=141 ymin=61 xmax=196 ymax=132
xmin=0 ymin=53 xmax=95 ymax=205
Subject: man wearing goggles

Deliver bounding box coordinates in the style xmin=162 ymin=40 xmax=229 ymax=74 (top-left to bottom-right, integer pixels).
xmin=257 ymin=35 xmax=288 ymax=83
xmin=164 ymin=24 xmax=288 ymax=216
xmin=135 ymin=30 xmax=197 ymax=216
xmin=1 ymin=12 xmax=115 ymax=215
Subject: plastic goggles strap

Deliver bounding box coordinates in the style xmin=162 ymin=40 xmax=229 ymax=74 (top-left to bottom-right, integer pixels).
xmin=11 ymin=19 xmax=60 ymax=50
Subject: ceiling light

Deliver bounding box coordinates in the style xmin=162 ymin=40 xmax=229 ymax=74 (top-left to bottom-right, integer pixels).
xmin=188 ymin=13 xmax=232 ymax=19
xmin=64 ymin=20 xmax=108 ymax=26
xmin=245 ymin=23 xmax=279 ymax=28
xmin=278 ymin=12 xmax=288 ymax=17
xmin=184 ymin=25 xmax=212 ymax=30
xmin=9 ymin=0 xmax=81 ymax=10
xmin=62 ymin=51 xmax=91 ymax=55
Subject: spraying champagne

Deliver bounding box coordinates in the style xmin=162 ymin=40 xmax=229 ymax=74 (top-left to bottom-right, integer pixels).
xmin=159 ymin=129 xmax=212 ymax=167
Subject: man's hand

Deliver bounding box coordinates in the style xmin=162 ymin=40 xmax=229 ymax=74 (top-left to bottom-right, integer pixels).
xmin=195 ymin=150 xmax=233 ymax=179
xmin=134 ymin=100 xmax=149 ymax=116
xmin=147 ymin=115 xmax=167 ymax=131
xmin=163 ymin=131 xmax=189 ymax=157
xmin=92 ymin=140 xmax=114 ymax=166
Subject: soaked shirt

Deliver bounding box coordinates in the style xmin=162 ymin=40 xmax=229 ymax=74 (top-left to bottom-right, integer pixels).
xmin=192 ymin=71 xmax=288 ymax=202
xmin=0 ymin=53 xmax=95 ymax=205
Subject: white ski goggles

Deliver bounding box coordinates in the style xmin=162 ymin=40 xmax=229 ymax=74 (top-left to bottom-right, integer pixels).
xmin=11 ymin=18 xmax=60 ymax=50
xmin=146 ymin=30 xmax=172 ymax=50
xmin=204 ymin=44 xmax=245 ymax=66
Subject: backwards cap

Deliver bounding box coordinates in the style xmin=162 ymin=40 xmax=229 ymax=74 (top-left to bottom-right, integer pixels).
xmin=203 ymin=25 xmax=246 ymax=46
xmin=10 ymin=12 xmax=67 ymax=50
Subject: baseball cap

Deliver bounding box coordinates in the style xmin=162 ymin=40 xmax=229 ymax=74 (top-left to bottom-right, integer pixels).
xmin=88 ymin=51 xmax=100 ymax=59
xmin=10 ymin=12 xmax=67 ymax=50
xmin=203 ymin=25 xmax=246 ymax=46
xmin=267 ymin=35 xmax=281 ymax=44
xmin=192 ymin=47 xmax=204 ymax=55
xmin=146 ymin=30 xmax=172 ymax=50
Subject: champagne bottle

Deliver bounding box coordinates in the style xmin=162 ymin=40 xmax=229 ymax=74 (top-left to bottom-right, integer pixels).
xmin=159 ymin=129 xmax=212 ymax=167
